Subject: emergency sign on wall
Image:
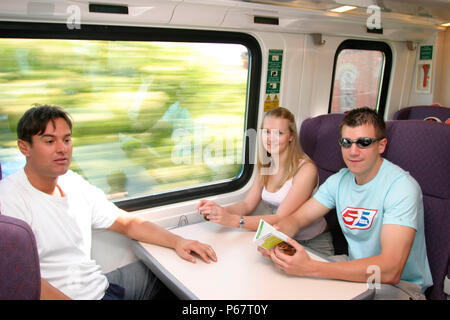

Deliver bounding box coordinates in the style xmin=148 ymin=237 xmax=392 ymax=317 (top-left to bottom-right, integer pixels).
xmin=264 ymin=49 xmax=283 ymax=112
xmin=416 ymin=45 xmax=433 ymax=93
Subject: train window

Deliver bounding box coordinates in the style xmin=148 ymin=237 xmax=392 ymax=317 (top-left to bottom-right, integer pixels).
xmin=329 ymin=40 xmax=392 ymax=115
xmin=0 ymin=22 xmax=261 ymax=211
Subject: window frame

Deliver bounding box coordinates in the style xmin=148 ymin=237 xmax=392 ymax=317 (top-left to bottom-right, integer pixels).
xmin=0 ymin=21 xmax=262 ymax=211
xmin=328 ymin=39 xmax=392 ymax=116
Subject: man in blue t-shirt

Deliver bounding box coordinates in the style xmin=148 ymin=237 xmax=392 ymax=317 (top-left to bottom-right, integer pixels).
xmin=261 ymin=107 xmax=432 ymax=299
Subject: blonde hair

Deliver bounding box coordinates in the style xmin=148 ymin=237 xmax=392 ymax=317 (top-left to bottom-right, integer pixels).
xmin=257 ymin=107 xmax=310 ymax=189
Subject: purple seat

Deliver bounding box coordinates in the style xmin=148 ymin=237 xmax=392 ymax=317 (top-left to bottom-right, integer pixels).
xmin=383 ymin=120 xmax=450 ymax=300
xmin=300 ymin=114 xmax=450 ymax=299
xmin=0 ymin=163 xmax=41 ymax=300
xmin=299 ymin=113 xmax=347 ymax=255
xmin=393 ymin=105 xmax=450 ymax=123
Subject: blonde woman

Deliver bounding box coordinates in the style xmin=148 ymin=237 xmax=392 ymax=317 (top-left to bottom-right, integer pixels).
xmin=197 ymin=107 xmax=333 ymax=256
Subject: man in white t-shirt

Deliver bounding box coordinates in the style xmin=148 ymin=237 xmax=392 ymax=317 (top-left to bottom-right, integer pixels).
xmin=0 ymin=105 xmax=217 ymax=300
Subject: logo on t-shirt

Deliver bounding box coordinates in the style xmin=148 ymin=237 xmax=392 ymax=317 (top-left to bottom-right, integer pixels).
xmin=341 ymin=207 xmax=378 ymax=230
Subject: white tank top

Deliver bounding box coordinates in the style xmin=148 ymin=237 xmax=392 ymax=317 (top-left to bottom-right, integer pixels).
xmin=261 ymin=165 xmax=326 ymax=241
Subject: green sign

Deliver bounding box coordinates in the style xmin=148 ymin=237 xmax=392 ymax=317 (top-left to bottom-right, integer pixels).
xmin=266 ymin=49 xmax=283 ymax=94
xmin=420 ymin=45 xmax=433 ymax=60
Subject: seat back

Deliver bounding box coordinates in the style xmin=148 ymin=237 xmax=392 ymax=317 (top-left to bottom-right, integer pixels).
xmin=382 ymin=120 xmax=450 ymax=300
xmin=299 ymin=113 xmax=347 ymax=255
xmin=393 ymin=105 xmax=450 ymax=123
xmin=300 ymin=115 xmax=450 ymax=299
xmin=0 ymin=214 xmax=41 ymax=300
xmin=0 ymin=163 xmax=41 ymax=300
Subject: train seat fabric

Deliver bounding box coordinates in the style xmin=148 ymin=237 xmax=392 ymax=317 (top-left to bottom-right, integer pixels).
xmin=384 ymin=120 xmax=450 ymax=300
xmin=393 ymin=105 xmax=450 ymax=123
xmin=299 ymin=114 xmax=450 ymax=300
xmin=299 ymin=113 xmax=348 ymax=256
xmin=0 ymin=163 xmax=41 ymax=300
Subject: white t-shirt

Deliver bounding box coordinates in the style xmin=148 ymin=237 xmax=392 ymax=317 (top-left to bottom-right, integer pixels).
xmin=0 ymin=169 xmax=121 ymax=299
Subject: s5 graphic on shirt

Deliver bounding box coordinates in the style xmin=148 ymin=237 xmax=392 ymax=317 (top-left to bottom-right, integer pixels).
xmin=341 ymin=207 xmax=378 ymax=230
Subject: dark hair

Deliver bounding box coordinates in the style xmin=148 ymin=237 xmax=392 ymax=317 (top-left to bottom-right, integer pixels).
xmin=17 ymin=104 xmax=73 ymax=144
xmin=339 ymin=107 xmax=386 ymax=138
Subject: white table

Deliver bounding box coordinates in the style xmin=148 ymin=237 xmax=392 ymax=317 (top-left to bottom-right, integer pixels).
xmin=132 ymin=221 xmax=373 ymax=300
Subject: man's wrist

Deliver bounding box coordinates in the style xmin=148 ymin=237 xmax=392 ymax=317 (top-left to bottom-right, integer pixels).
xmin=304 ymin=258 xmax=325 ymax=278
xmin=171 ymin=234 xmax=185 ymax=250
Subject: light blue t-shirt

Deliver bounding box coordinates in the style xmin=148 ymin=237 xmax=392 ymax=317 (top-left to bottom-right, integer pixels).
xmin=314 ymin=159 xmax=432 ymax=292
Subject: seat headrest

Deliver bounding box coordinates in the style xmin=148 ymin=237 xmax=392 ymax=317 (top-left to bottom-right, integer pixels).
xmin=394 ymin=105 xmax=450 ymax=123
xmin=299 ymin=113 xmax=346 ymax=174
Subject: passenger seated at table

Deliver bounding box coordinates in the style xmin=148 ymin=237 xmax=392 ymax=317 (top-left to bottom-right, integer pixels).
xmin=260 ymin=107 xmax=432 ymax=300
xmin=0 ymin=104 xmax=217 ymax=300
xmin=197 ymin=107 xmax=333 ymax=256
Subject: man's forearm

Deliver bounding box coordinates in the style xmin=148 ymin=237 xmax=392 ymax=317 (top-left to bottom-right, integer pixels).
xmin=275 ymin=214 xmax=303 ymax=238
xmin=305 ymin=254 xmax=401 ymax=285
xmin=40 ymin=279 xmax=71 ymax=300
xmin=126 ymin=218 xmax=183 ymax=249
xmin=276 ymin=197 xmax=330 ymax=238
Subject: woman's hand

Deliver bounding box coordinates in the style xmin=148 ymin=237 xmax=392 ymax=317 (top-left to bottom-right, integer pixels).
xmin=196 ymin=200 xmax=238 ymax=227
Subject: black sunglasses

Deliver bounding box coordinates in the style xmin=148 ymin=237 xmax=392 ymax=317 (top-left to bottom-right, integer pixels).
xmin=339 ymin=137 xmax=384 ymax=149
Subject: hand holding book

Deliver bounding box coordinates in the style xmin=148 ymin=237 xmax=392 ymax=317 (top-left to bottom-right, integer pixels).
xmin=253 ymin=220 xmax=296 ymax=255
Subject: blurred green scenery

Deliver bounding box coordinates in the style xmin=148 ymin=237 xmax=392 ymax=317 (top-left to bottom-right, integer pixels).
xmin=0 ymin=38 xmax=249 ymax=199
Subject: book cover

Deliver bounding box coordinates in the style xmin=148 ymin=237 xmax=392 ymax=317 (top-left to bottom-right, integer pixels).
xmin=253 ymin=219 xmax=289 ymax=250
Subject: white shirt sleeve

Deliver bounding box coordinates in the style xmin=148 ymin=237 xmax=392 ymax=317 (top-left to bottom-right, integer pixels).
xmin=64 ymin=170 xmax=122 ymax=229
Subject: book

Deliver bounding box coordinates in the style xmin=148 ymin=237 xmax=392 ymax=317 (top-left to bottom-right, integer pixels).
xmin=253 ymin=219 xmax=290 ymax=251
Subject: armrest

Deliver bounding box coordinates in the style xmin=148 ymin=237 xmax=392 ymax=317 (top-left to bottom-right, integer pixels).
xmin=444 ymin=275 xmax=450 ymax=299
